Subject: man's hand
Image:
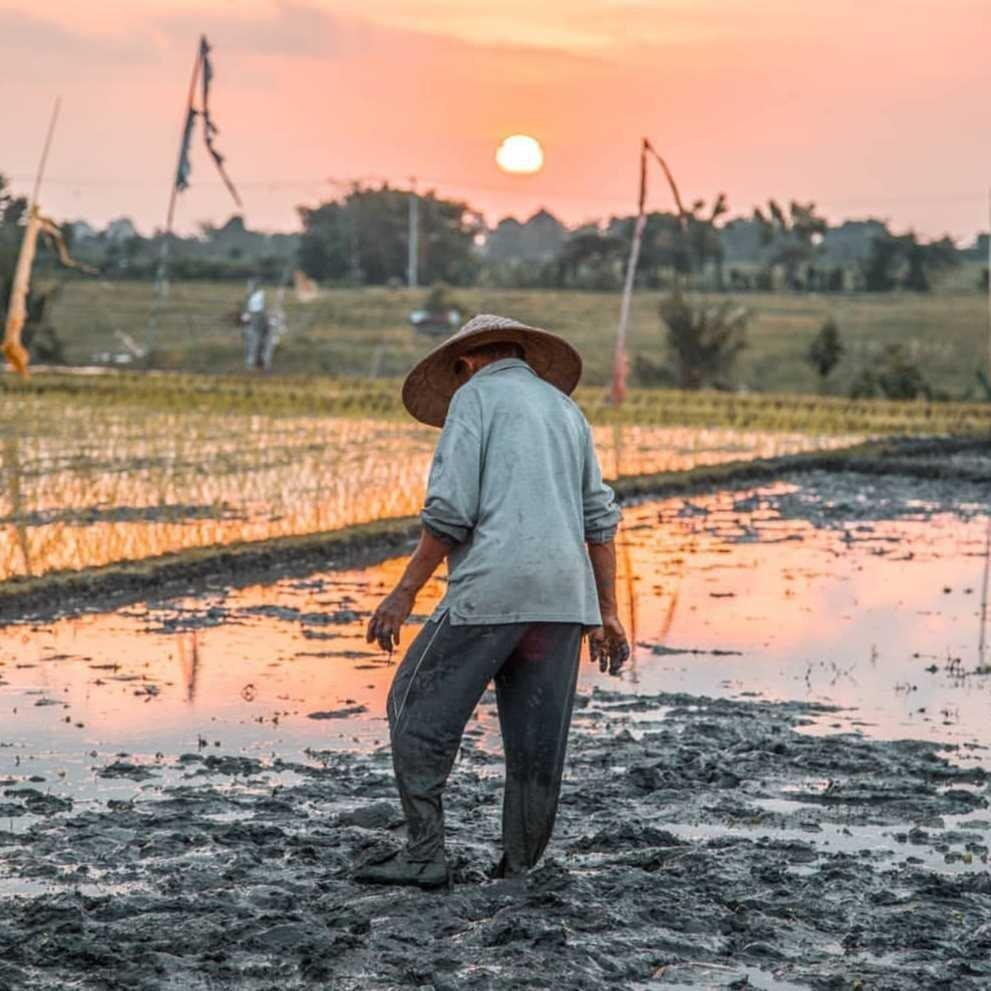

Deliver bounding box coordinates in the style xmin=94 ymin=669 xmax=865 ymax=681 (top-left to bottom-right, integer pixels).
xmin=366 ymin=587 xmax=415 ymax=653
xmin=588 ymin=611 xmax=630 ymax=676
xmin=364 ymin=528 xmax=453 ymax=654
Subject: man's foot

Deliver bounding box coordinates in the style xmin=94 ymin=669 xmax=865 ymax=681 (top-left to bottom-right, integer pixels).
xmin=490 ymin=854 xmax=528 ymax=881
xmin=352 ymin=849 xmax=449 ymax=889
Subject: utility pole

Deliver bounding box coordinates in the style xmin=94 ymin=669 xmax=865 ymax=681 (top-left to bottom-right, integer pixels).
xmin=348 ymin=181 xmax=361 ymax=284
xmin=408 ymin=177 xmax=419 ymax=289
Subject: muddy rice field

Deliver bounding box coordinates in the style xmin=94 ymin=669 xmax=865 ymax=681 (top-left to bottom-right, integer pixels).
xmin=1 ymin=459 xmax=990 ymax=989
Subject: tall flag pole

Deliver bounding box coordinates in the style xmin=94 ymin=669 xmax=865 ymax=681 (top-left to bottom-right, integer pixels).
xmin=146 ymin=36 xmax=241 ymax=358
xmin=610 ymin=138 xmax=691 ymax=406
xmin=610 ymin=139 xmax=647 ymax=406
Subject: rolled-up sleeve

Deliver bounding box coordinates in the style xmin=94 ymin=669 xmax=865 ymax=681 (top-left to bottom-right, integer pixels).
xmin=420 ymin=390 xmax=482 ymax=545
xmin=582 ymin=423 xmax=621 ymax=544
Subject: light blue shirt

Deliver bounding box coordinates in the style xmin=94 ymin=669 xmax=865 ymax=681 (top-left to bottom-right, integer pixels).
xmin=421 ymin=358 xmax=621 ymax=626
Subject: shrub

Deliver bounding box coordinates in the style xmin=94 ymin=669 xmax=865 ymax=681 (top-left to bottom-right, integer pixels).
xmin=849 ymin=343 xmax=931 ymax=400
xmin=659 ymin=291 xmax=749 ymax=390
xmin=807 ymin=318 xmax=844 ymax=383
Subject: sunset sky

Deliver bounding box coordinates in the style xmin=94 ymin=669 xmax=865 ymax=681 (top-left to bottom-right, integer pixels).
xmin=1 ymin=1 xmax=987 ymax=239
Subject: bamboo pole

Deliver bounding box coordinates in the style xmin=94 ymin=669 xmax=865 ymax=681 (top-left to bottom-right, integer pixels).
xmin=30 ymin=97 xmax=61 ymax=209
xmin=610 ymin=139 xmax=648 ymax=406
xmin=610 ymin=139 xmax=693 ymax=406
xmin=2 ymin=97 xmax=61 ymax=378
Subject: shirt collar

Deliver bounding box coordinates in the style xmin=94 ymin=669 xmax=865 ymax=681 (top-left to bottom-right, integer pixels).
xmin=472 ymin=357 xmax=535 ymax=380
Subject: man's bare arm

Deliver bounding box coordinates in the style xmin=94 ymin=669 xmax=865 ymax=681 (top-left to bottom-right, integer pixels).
xmin=587 ymin=539 xmax=630 ymax=676
xmin=366 ymin=528 xmax=453 ymax=652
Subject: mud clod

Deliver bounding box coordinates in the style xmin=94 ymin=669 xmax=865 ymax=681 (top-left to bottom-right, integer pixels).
xmin=1 ymin=691 xmax=989 ymax=989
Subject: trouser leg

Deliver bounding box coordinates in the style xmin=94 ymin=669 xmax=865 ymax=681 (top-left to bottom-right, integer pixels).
xmin=242 ymin=325 xmax=256 ymax=369
xmin=388 ymin=616 xmax=524 ymax=862
xmin=251 ymin=313 xmax=267 ymax=369
xmin=260 ymin=328 xmax=275 ymax=371
xmin=495 ymin=623 xmax=583 ymax=877
xmin=260 ymin=317 xmax=280 ymax=371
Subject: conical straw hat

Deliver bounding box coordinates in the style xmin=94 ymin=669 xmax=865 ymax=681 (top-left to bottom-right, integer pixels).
xmin=401 ymin=313 xmax=582 ymax=427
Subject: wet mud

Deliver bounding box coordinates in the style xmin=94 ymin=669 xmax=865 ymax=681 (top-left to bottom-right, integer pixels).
xmin=1 ymin=446 xmax=990 ymax=988
xmin=0 ymin=690 xmax=989 ymax=990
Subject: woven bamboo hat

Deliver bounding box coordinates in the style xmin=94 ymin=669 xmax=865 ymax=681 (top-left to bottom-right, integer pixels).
xmin=401 ymin=313 xmax=583 ymax=427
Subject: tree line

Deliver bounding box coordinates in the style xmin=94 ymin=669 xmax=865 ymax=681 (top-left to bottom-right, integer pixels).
xmin=298 ymin=185 xmax=978 ymax=294
xmin=0 ymin=172 xmax=985 ymax=294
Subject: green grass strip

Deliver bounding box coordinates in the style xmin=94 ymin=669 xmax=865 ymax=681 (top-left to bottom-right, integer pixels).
xmin=4 ymin=369 xmax=991 ymax=435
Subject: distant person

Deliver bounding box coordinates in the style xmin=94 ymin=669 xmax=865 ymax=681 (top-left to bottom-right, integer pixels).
xmin=241 ymin=279 xmax=274 ymax=372
xmin=355 ymin=314 xmax=629 ymax=890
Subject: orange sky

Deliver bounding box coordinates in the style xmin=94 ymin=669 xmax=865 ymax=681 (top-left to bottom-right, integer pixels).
xmin=1 ymin=1 xmax=988 ymax=239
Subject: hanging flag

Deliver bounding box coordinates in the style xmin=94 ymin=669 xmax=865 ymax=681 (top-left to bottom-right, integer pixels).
xmin=2 ymin=206 xmax=95 ymax=378
xmin=166 ymin=36 xmax=241 ymax=207
xmin=150 ymin=33 xmax=243 ymax=332
xmin=175 ymin=106 xmax=197 ymax=194
xmin=199 ymin=36 xmax=242 ymax=208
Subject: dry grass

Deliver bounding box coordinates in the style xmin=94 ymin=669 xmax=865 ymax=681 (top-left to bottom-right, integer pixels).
xmin=47 ymin=281 xmax=989 ymax=397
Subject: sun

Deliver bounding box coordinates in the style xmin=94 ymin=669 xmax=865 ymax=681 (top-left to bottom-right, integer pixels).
xmin=496 ymin=135 xmax=544 ymax=175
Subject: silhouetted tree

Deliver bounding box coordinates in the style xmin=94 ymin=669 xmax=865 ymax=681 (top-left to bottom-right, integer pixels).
xmin=554 ymin=230 xmax=626 ymax=289
xmin=754 ymin=200 xmax=827 ymax=289
xmin=862 ymin=232 xmax=958 ymax=293
xmin=485 ymin=209 xmax=566 ymax=263
xmin=298 ymin=184 xmax=482 ymax=286
xmin=609 ymin=194 xmax=728 ymax=288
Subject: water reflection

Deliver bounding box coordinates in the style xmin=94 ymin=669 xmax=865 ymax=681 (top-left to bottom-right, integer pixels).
xmin=1 ymin=482 xmax=988 ymax=820
xmin=978 ymin=518 xmax=990 ymax=672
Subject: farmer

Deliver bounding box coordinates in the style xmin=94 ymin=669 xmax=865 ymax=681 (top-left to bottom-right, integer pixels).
xmin=356 ymin=314 xmax=629 ymax=889
xmin=241 ymin=279 xmax=270 ymax=371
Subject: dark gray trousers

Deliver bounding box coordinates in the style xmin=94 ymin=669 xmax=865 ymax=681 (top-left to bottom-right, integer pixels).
xmin=387 ymin=616 xmax=583 ymax=876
